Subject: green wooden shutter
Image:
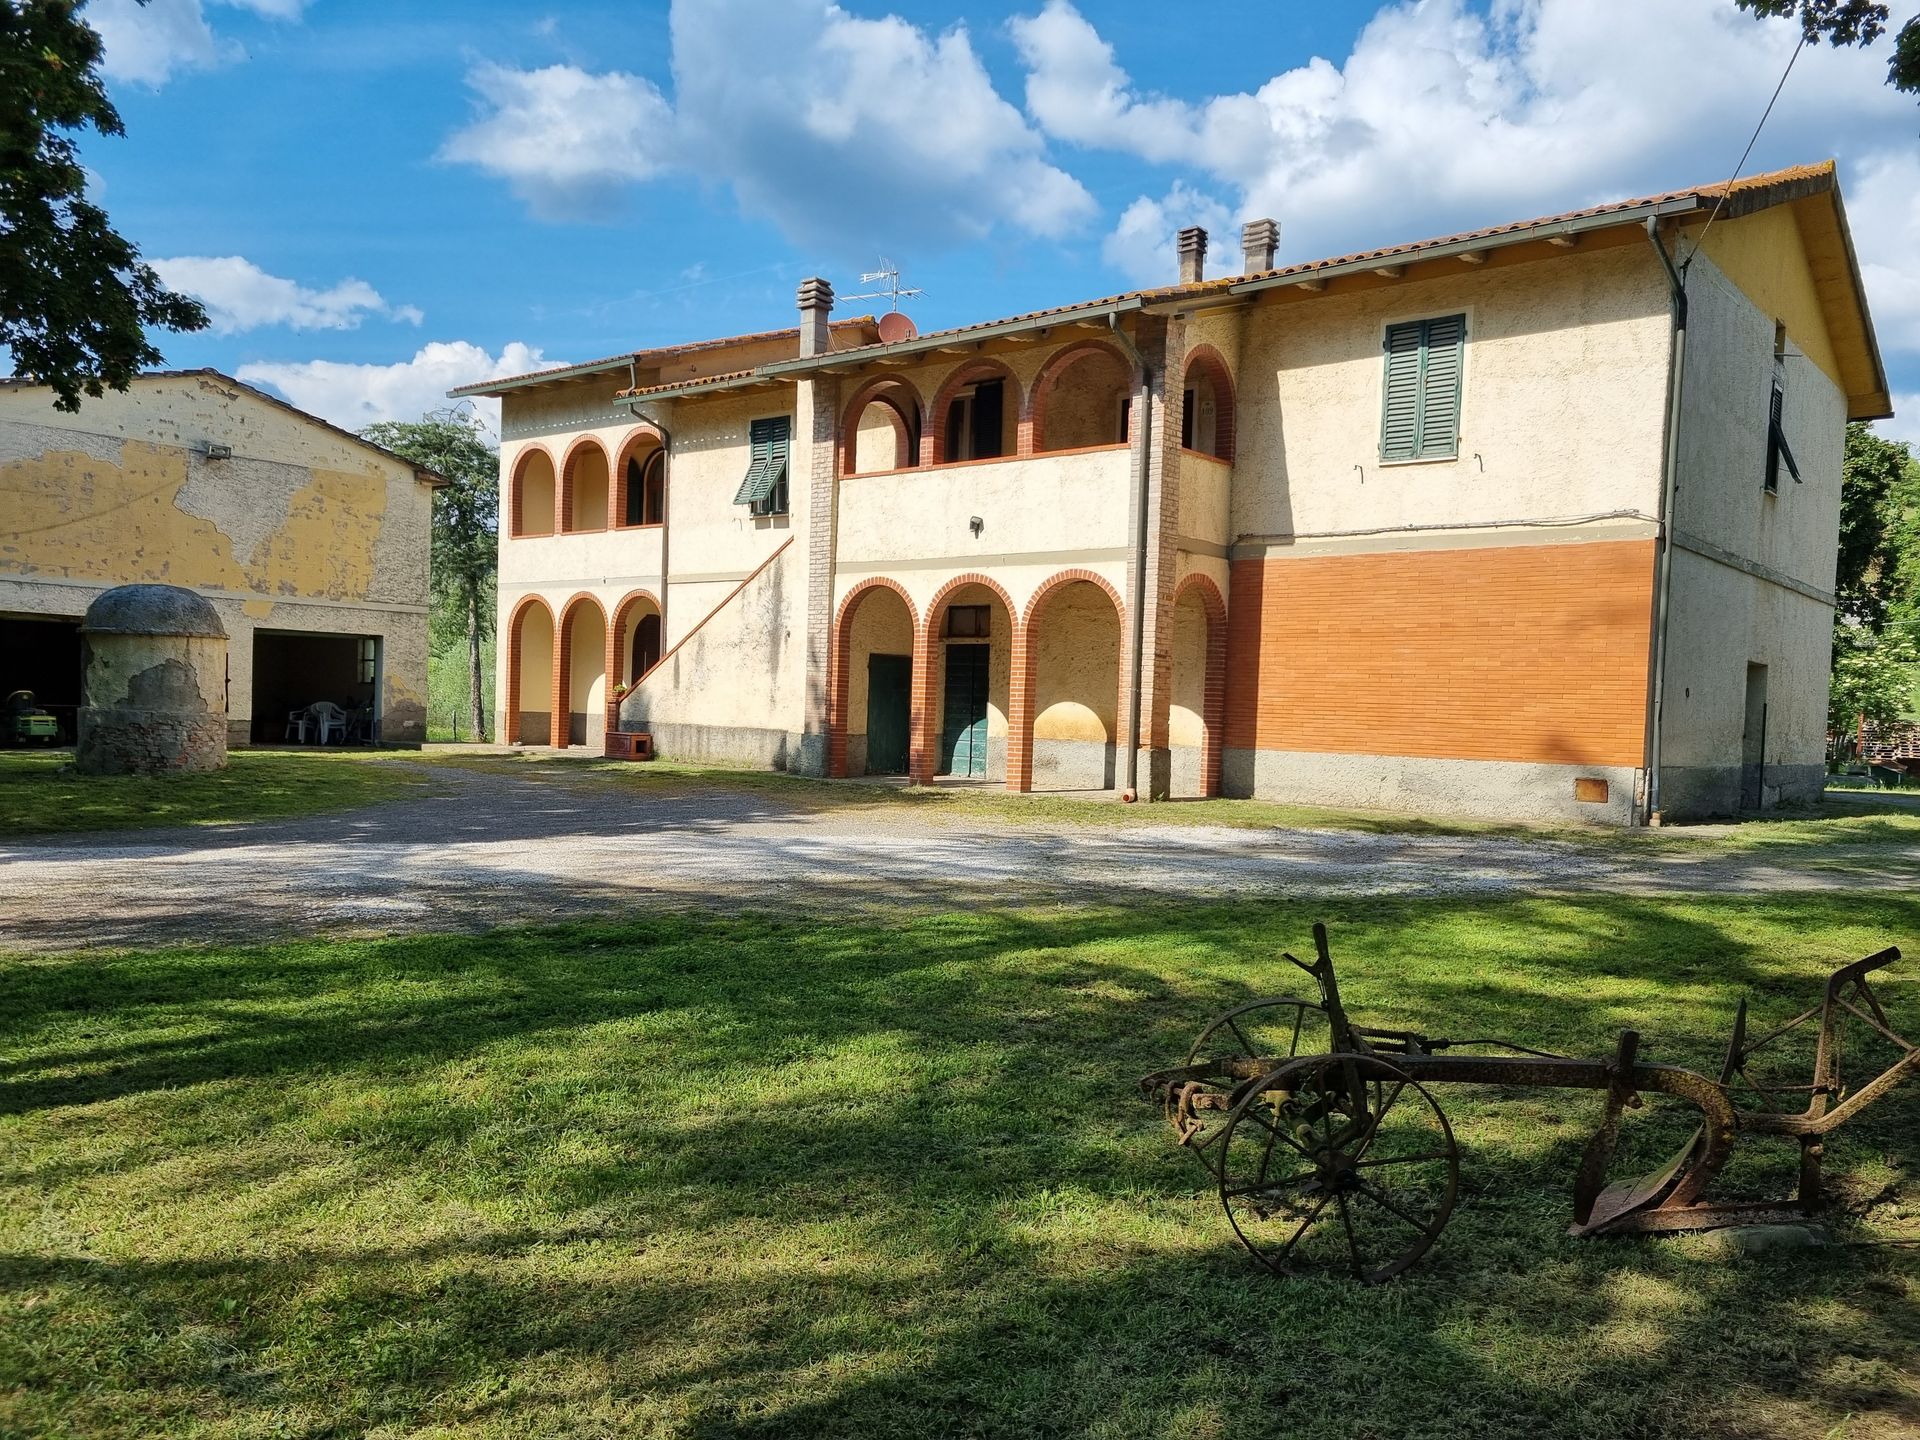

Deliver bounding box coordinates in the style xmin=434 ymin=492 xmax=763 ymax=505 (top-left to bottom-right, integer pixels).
xmin=1417 ymin=314 xmax=1464 ymax=459
xmin=1379 ymin=315 xmax=1465 ymax=462
xmin=1380 ymin=321 xmax=1424 ymax=461
xmin=733 ymin=416 xmax=791 ymax=507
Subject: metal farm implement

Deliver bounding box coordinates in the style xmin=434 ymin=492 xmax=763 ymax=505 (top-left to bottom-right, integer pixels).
xmin=1140 ymin=924 xmax=1917 ymax=1283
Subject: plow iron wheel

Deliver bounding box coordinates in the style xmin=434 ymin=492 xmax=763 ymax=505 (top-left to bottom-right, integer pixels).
xmin=1187 ymin=996 xmax=1329 ymax=1069
xmin=1217 ymin=1054 xmax=1459 ymax=1283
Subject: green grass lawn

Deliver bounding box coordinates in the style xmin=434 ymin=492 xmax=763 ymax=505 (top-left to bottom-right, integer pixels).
xmin=4 ymin=893 xmax=1917 ymax=1438
xmin=0 ymin=750 xmax=434 ymax=836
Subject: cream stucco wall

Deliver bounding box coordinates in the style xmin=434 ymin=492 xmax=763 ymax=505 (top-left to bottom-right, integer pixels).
xmin=0 ymin=373 xmax=434 ymax=743
xmin=1658 ymin=240 xmax=1847 ymax=815
xmin=1232 ymin=245 xmax=1673 ymax=543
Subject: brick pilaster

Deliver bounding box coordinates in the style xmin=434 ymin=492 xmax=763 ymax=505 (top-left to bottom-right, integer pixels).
xmin=1121 ymin=314 xmax=1183 ymax=799
xmin=795 ymin=373 xmax=840 ymax=775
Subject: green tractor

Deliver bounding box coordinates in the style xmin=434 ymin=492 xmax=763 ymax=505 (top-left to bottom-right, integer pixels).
xmin=6 ymin=689 xmax=60 ymax=746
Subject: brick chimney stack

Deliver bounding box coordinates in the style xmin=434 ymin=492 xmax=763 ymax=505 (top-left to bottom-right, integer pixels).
xmin=1176 ymin=227 xmax=1207 ymax=285
xmin=1241 ymin=218 xmax=1279 ymax=275
xmin=797 ymin=277 xmax=834 ymax=357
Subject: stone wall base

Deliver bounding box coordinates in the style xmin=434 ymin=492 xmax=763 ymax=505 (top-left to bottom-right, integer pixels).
xmin=1221 ymin=747 xmax=1644 ymax=826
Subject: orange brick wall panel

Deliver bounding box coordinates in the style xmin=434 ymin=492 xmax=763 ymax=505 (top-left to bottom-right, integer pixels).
xmin=1224 ymin=540 xmax=1656 ymax=768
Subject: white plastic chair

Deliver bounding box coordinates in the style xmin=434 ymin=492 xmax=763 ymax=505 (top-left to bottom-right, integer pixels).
xmin=309 ymin=701 xmax=347 ymax=745
xmin=284 ymin=709 xmax=310 ymax=743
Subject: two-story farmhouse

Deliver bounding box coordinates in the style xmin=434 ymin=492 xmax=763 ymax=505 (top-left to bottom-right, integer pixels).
xmin=454 ymin=161 xmax=1888 ymax=824
xmin=0 ymin=370 xmax=442 ymax=745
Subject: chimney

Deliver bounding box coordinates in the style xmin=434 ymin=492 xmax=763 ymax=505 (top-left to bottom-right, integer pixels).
xmin=797 ymin=276 xmax=834 ymax=357
xmin=1241 ymin=218 xmax=1279 ymax=276
xmin=1176 ymin=226 xmax=1207 ymax=285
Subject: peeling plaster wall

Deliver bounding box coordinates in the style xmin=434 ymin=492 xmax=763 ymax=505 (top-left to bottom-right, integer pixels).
xmin=0 ymin=375 xmax=433 ymax=743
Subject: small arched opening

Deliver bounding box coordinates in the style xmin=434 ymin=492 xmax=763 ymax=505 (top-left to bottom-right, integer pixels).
xmin=558 ymin=594 xmax=608 ymax=748
xmin=841 ymin=379 xmax=924 ymax=475
xmin=615 ymin=431 xmax=667 ymax=528
xmin=507 ymin=597 xmax=555 ymax=744
xmin=1170 ymin=573 xmax=1227 ymax=798
xmin=831 ymin=580 xmax=918 ymax=778
xmin=612 ymin=590 xmax=663 ymax=689
xmin=1032 ymin=342 xmax=1134 ymax=453
xmin=561 ymin=439 xmax=611 ymax=532
xmin=926 ymin=361 xmax=1021 ymax=465
xmin=917 ymin=576 xmax=1016 ymax=783
xmin=511 ymin=448 xmax=556 ymax=538
xmin=1180 ymin=345 xmax=1236 ymax=462
xmin=1019 ymin=572 xmax=1125 ymax=793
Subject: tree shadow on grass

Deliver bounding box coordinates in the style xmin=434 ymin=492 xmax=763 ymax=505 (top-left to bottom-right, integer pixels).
xmin=2 ymin=892 xmax=1917 ymax=1437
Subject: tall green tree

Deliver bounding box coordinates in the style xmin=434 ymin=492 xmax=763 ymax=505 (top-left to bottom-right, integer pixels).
xmin=1832 ymin=423 xmax=1920 ymax=743
xmin=1 ymin=0 xmax=207 ymax=409
xmin=361 ymin=412 xmax=499 ymax=742
xmin=1737 ymin=2 xmax=1920 ymax=97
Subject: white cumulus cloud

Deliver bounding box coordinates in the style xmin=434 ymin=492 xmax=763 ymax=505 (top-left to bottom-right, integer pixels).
xmin=441 ymin=0 xmax=1094 ymax=251
xmin=438 ymin=63 xmax=676 ymax=219
xmin=1013 ymin=0 xmax=1920 ymax=336
xmin=152 ymin=256 xmax=423 ymax=335
xmin=238 ymin=341 xmax=555 ymax=438
xmin=1102 ymin=183 xmax=1232 ymax=287
xmin=89 ymin=0 xmax=307 ymax=86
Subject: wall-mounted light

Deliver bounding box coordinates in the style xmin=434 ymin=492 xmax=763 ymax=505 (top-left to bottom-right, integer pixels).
xmin=201 ymin=442 xmax=233 ymax=460
xmin=969 ymin=515 xmax=984 ymax=537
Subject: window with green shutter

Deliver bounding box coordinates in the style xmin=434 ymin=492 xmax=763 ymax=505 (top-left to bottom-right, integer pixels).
xmin=1379 ymin=314 xmax=1465 ymax=462
xmin=733 ymin=415 xmax=791 ymax=514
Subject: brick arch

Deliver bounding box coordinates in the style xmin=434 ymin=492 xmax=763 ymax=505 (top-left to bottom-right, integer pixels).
xmin=1010 ymin=568 xmax=1129 ymax=794
xmin=611 ymin=425 xmax=666 ymax=527
xmin=922 ymin=358 xmax=1026 ymax=466
xmin=609 ymin=588 xmax=664 ymax=699
xmin=1180 ymin=343 xmax=1237 ymax=463
xmin=910 ymin=572 xmax=1021 ymax=786
xmin=1172 ymin=572 xmax=1228 ymax=798
xmin=1028 ymin=338 xmax=1134 ymax=453
xmin=509 ymin=443 xmax=558 ymax=537
xmin=505 ymin=593 xmax=555 ymax=745
xmin=554 ymin=591 xmax=609 ymax=748
xmin=839 ymin=376 xmax=925 ymax=475
xmin=559 ymin=434 xmax=615 ymax=533
xmin=828 ymin=577 xmax=920 ymax=779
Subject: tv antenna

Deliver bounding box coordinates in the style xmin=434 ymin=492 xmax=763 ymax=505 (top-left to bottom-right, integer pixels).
xmin=843 ymin=260 xmax=924 ymax=313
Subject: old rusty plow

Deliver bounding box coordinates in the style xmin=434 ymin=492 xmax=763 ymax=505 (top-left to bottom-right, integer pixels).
xmin=1140 ymin=924 xmax=1917 ymax=1283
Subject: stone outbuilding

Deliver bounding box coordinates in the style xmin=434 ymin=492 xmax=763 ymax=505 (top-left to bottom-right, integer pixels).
xmin=76 ymin=583 xmax=228 ymax=774
xmin=0 ymin=370 xmax=444 ymax=746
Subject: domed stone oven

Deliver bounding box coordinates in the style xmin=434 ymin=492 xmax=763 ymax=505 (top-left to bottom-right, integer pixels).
xmin=76 ymin=584 xmax=229 ymax=775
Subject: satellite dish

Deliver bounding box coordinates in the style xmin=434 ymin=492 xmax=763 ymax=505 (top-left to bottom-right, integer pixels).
xmin=877 ymin=311 xmax=918 ymax=344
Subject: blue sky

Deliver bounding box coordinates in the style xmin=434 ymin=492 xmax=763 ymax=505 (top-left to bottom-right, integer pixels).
xmin=75 ymin=0 xmax=1920 ymax=442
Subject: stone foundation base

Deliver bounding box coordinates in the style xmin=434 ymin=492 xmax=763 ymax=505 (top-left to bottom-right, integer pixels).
xmin=1221 ymin=747 xmax=1643 ymax=826
xmin=77 ymin=706 xmax=227 ymax=775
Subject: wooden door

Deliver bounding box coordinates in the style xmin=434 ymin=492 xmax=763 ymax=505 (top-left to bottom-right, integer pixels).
xmin=865 ymin=653 xmax=910 ymax=775
xmin=941 ymin=643 xmax=989 ymax=777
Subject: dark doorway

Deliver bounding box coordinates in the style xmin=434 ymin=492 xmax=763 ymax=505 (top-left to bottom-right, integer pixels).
xmin=631 ymin=613 xmax=662 ymax=681
xmin=0 ymin=615 xmax=82 ymax=743
xmin=940 ymin=643 xmax=989 ymax=777
xmin=253 ymin=631 xmax=379 ymax=743
xmin=865 ymin=653 xmax=911 ymax=775
xmin=1740 ymin=662 xmax=1769 ymax=810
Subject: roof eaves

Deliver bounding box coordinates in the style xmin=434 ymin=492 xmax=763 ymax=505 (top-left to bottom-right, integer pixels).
xmin=757 ymin=295 xmax=1147 ymax=377
xmin=1228 ymin=195 xmax=1708 ymax=297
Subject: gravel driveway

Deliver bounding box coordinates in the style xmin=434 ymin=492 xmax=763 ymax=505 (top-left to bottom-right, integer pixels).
xmin=4 ymin=762 xmax=1916 ymax=952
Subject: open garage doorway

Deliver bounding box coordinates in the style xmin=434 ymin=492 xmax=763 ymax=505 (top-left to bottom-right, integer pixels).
xmin=0 ymin=614 xmax=83 ymax=744
xmin=252 ymin=631 xmax=380 ymax=743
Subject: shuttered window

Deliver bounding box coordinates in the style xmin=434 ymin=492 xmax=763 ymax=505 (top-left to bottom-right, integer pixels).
xmin=1379 ymin=314 xmax=1466 ymax=462
xmin=733 ymin=416 xmax=791 ymax=513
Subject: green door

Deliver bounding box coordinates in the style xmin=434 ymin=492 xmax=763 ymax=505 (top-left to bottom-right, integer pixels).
xmin=940 ymin=643 xmax=989 ymax=777
xmin=865 ymin=653 xmax=910 ymax=775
